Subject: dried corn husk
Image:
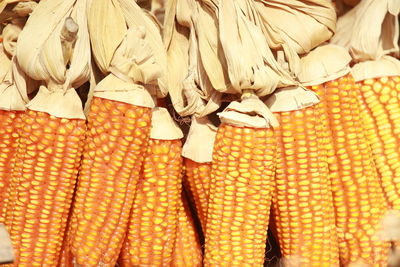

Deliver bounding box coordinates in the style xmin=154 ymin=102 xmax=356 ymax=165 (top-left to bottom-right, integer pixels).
xmin=351 ymin=55 xmax=400 ymax=81
xmin=0 ymin=0 xmax=37 ymax=23
xmin=150 ymin=107 xmax=183 ymax=140
xmin=255 ymin=0 xmax=336 ymax=75
xmin=88 ymin=0 xmax=167 ymax=109
xmin=297 ymin=44 xmax=352 ymax=86
xmin=0 ymin=21 xmax=31 ymax=111
xmin=16 ymin=0 xmax=90 ymax=119
xmin=331 ymin=0 xmax=400 ymax=61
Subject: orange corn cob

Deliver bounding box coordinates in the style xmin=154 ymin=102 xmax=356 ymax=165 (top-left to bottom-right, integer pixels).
xmin=0 ymin=110 xmax=23 ymax=222
xmin=119 ymin=138 xmax=183 ymax=266
xmin=355 ymin=76 xmax=400 ymax=210
xmin=204 ymin=124 xmax=276 ymax=266
xmin=309 ymin=74 xmax=389 ymax=265
xmin=170 ymin=191 xmax=203 ymax=267
xmin=4 ymin=109 xmax=86 ymax=266
xmin=184 ymin=158 xmax=212 ymax=231
xmin=273 ymin=105 xmax=339 ymax=266
xmin=69 ymin=97 xmax=151 ymax=266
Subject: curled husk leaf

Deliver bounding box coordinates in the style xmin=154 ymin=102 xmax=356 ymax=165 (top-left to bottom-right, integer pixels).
xmin=16 ymin=0 xmax=91 ymax=119
xmin=182 ymin=115 xmax=217 ymax=163
xmin=331 ymin=0 xmax=400 ymax=61
xmin=265 ymin=86 xmax=320 ymax=112
xmin=298 ymin=44 xmax=352 ymax=86
xmin=0 ymin=224 xmax=14 ymax=264
xmin=351 ymin=56 xmax=400 ymax=82
xmin=88 ymin=0 xmax=166 ymax=107
xmin=150 ymin=107 xmax=183 ymax=140
xmin=0 ymin=22 xmax=29 ymax=111
xmin=218 ymin=95 xmax=279 ymax=129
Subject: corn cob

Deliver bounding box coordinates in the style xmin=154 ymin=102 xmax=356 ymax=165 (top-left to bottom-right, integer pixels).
xmin=355 ymin=76 xmax=400 ymax=210
xmin=170 ymin=191 xmax=203 ymax=267
xmin=204 ymin=124 xmax=276 ymax=266
xmin=69 ymin=97 xmax=151 ymax=266
xmin=184 ymin=158 xmax=212 ymax=231
xmin=309 ymin=74 xmax=390 ymax=265
xmin=272 ymin=104 xmax=339 ymax=266
xmin=3 ymin=109 xmax=85 ymax=266
xmin=0 ymin=110 xmax=23 ymax=222
xmin=119 ymin=138 xmax=183 ymax=266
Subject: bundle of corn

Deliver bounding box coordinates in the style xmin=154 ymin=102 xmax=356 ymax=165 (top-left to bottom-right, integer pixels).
xmin=298 ymin=44 xmax=390 ymax=265
xmin=165 ymin=0 xmax=222 ymax=237
xmin=0 ymin=21 xmax=26 ymax=223
xmin=170 ymin=191 xmax=203 ymax=267
xmin=253 ymin=1 xmax=343 ymax=265
xmin=66 ymin=0 xmax=167 ymax=266
xmin=264 ymin=87 xmax=339 ymax=266
xmin=332 ymin=0 xmax=400 ymax=214
xmin=2 ymin=0 xmax=90 ymax=265
xmin=118 ymin=106 xmax=184 ymax=266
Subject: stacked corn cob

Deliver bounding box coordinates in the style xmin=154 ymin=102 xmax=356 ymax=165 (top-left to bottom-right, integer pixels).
xmin=299 ymin=44 xmax=390 ymax=265
xmin=2 ymin=0 xmax=91 ymax=265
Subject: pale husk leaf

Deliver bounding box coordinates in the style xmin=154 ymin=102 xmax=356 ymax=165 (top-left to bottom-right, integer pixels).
xmin=118 ymin=0 xmax=168 ymax=96
xmin=256 ymin=0 xmax=336 ymax=54
xmin=0 ymin=224 xmax=14 ymax=264
xmin=218 ymin=96 xmax=279 ymax=128
xmin=88 ymin=0 xmax=166 ymax=104
xmin=265 ymin=86 xmax=320 ymax=112
xmin=182 ymin=115 xmax=217 ymax=163
xmin=375 ymin=209 xmax=400 ymax=241
xmin=351 ymin=56 xmax=400 ymax=81
xmin=331 ymin=0 xmax=400 ymax=61
xmin=0 ymin=22 xmax=28 ymax=111
xmin=26 ymin=85 xmax=85 ymax=119
xmin=298 ymin=44 xmax=352 ymax=86
xmin=218 ymin=0 xmax=280 ymax=96
xmin=150 ymin=107 xmax=183 ymax=140
xmin=16 ymin=0 xmax=91 ymax=119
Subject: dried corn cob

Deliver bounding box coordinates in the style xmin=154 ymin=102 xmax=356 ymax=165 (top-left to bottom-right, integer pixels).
xmin=4 ymin=109 xmax=86 ymax=266
xmin=0 ymin=110 xmax=23 ymax=222
xmin=184 ymin=159 xmax=212 ymax=231
xmin=204 ymin=123 xmax=276 ymax=266
xmin=69 ymin=97 xmax=151 ymax=266
xmin=355 ymin=76 xmax=400 ymax=210
xmin=272 ymin=104 xmax=339 ymax=266
xmin=119 ymin=138 xmax=183 ymax=266
xmin=170 ymin=191 xmax=203 ymax=267
xmin=309 ymin=74 xmax=390 ymax=265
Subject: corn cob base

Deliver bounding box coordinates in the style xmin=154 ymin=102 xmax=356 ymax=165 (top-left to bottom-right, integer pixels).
xmin=69 ymin=97 xmax=151 ymax=267
xmin=273 ymin=105 xmax=339 ymax=266
xmin=204 ymin=124 xmax=276 ymax=266
xmin=356 ymin=76 xmax=400 ymax=210
xmin=310 ymin=75 xmax=390 ymax=266
xmin=119 ymin=138 xmax=183 ymax=266
xmin=4 ymin=110 xmax=86 ymax=266
xmin=184 ymin=159 xmax=212 ymax=232
xmin=0 ymin=110 xmax=23 ymax=222
xmin=170 ymin=191 xmax=203 ymax=267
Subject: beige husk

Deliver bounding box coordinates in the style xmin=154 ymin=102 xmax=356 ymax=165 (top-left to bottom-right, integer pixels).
xmin=0 ymin=224 xmax=14 ymax=264
xmin=182 ymin=115 xmax=217 ymax=163
xmin=0 ymin=21 xmax=29 ymax=111
xmin=254 ymin=0 xmax=336 ymax=76
xmin=88 ymin=0 xmax=167 ymax=109
xmin=376 ymin=210 xmax=400 ymax=241
xmin=166 ymin=0 xmax=337 ymax=128
xmin=150 ymin=107 xmax=183 ymax=140
xmin=331 ymin=0 xmax=400 ymax=61
xmin=265 ymin=86 xmax=320 ymax=112
xmin=297 ymin=44 xmax=352 ymax=86
xmin=0 ymin=0 xmax=37 ymax=23
xmin=15 ymin=0 xmax=90 ymax=119
xmin=351 ymin=56 xmax=400 ymax=82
